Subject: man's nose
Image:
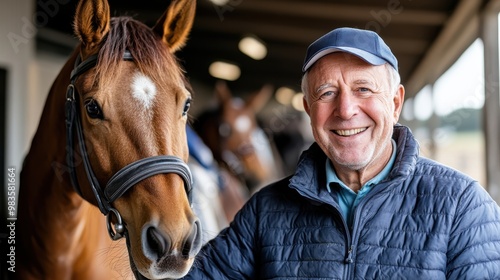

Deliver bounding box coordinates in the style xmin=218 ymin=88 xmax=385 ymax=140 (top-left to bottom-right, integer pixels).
xmin=334 ymin=91 xmax=358 ymax=120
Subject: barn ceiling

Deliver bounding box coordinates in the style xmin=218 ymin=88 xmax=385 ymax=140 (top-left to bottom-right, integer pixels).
xmin=38 ymin=0 xmax=481 ymax=102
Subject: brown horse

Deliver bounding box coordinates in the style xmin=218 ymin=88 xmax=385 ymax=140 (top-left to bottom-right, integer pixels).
xmin=16 ymin=0 xmax=200 ymax=279
xmin=193 ymin=81 xmax=285 ymax=221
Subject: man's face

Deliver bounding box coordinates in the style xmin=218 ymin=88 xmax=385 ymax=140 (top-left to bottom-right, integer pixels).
xmin=303 ymin=52 xmax=404 ymax=174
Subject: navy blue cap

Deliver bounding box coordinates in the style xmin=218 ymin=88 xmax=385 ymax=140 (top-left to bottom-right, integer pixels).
xmin=302 ymin=27 xmax=398 ymax=73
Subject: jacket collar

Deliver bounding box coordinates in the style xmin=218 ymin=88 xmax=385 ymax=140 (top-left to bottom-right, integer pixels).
xmin=388 ymin=125 xmax=419 ymax=180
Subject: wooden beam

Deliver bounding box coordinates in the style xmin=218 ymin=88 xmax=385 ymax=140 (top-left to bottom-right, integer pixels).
xmin=228 ymin=2 xmax=448 ymax=26
xmin=194 ymin=16 xmax=428 ymax=55
xmin=481 ymin=0 xmax=500 ymax=203
xmin=404 ymin=0 xmax=482 ymax=98
xmin=194 ymin=17 xmax=325 ymax=44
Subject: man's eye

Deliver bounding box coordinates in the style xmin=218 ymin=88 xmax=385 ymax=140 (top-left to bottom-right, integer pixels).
xmin=357 ymin=87 xmax=372 ymax=93
xmin=319 ymin=91 xmax=335 ymax=101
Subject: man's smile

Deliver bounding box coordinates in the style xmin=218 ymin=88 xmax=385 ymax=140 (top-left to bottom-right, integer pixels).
xmin=333 ymin=127 xmax=367 ymax=136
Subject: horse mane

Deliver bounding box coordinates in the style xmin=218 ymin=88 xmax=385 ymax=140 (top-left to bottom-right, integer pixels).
xmin=95 ymin=16 xmax=183 ymax=89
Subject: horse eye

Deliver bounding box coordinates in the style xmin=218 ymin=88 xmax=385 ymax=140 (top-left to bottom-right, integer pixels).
xmin=182 ymin=98 xmax=191 ymax=116
xmin=85 ymin=99 xmax=103 ymax=119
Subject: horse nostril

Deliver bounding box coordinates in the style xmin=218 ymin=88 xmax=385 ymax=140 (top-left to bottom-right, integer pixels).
xmin=182 ymin=220 xmax=202 ymax=258
xmin=143 ymin=226 xmax=170 ymax=261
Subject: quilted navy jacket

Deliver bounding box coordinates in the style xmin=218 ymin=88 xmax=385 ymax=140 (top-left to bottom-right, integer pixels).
xmin=184 ymin=125 xmax=500 ymax=279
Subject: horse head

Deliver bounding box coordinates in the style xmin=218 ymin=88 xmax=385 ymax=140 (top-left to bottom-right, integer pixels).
xmin=195 ymin=81 xmax=282 ymax=191
xmin=69 ymin=0 xmax=200 ymax=278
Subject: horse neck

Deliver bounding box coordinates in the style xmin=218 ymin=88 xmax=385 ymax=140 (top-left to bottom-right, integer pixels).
xmin=16 ymin=51 xmax=114 ymax=278
xmin=20 ymin=49 xmax=77 ymax=209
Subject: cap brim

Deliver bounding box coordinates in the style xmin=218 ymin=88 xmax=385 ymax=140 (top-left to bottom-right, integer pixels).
xmin=302 ymin=47 xmax=387 ymax=72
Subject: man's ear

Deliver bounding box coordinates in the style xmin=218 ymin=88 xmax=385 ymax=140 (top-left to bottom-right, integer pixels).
xmin=393 ymin=84 xmax=405 ymax=124
xmin=303 ymin=95 xmax=311 ymax=116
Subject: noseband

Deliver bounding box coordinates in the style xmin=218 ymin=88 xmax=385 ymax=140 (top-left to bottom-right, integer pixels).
xmin=65 ymin=51 xmax=193 ymax=240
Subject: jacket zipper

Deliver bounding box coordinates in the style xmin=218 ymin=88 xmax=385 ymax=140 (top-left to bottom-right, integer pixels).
xmin=288 ymin=159 xmax=401 ymax=279
xmin=324 ymin=203 xmax=354 ymax=279
xmin=346 ymin=182 xmax=395 ymax=278
xmin=346 ymin=245 xmax=354 ymax=264
xmin=346 ymin=210 xmax=361 ymax=279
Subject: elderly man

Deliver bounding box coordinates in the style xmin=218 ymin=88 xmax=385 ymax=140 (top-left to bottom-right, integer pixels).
xmin=183 ymin=27 xmax=500 ymax=279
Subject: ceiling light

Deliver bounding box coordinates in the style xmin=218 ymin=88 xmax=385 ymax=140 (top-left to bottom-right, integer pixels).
xmin=291 ymin=92 xmax=305 ymax=111
xmin=239 ymin=35 xmax=267 ymax=60
xmin=275 ymin=87 xmax=295 ymax=105
xmin=209 ymin=0 xmax=230 ymax=6
xmin=209 ymin=61 xmax=241 ymax=81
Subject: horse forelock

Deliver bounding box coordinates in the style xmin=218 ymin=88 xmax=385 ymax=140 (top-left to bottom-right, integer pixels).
xmin=95 ymin=17 xmax=184 ymax=93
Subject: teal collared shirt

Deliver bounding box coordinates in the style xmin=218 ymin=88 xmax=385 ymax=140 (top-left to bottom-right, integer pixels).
xmin=326 ymin=139 xmax=397 ymax=227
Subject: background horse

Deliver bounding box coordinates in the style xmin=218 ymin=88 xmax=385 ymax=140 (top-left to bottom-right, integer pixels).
xmin=193 ymin=81 xmax=285 ymax=222
xmin=16 ymin=0 xmax=200 ymax=279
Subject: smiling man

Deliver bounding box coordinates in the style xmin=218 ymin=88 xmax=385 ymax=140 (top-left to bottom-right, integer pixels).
xmin=183 ymin=27 xmax=500 ymax=279
xmin=303 ymin=50 xmax=403 ymax=191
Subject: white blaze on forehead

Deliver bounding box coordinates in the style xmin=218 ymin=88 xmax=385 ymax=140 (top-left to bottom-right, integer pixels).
xmin=131 ymin=72 xmax=157 ymax=109
xmin=234 ymin=115 xmax=251 ymax=133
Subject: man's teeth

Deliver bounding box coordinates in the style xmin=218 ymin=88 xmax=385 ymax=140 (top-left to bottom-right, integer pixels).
xmin=335 ymin=128 xmax=367 ymax=136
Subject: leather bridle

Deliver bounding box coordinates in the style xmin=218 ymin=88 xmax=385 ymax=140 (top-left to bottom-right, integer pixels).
xmin=64 ymin=50 xmax=193 ymax=241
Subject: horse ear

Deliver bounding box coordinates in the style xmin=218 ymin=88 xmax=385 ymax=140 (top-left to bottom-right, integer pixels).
xmin=214 ymin=80 xmax=233 ymax=104
xmin=153 ymin=0 xmax=196 ymax=52
xmin=73 ymin=0 xmax=110 ymax=51
xmin=246 ymin=84 xmax=273 ymax=113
